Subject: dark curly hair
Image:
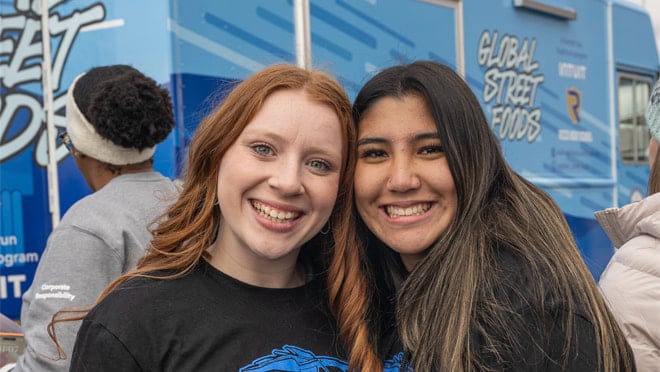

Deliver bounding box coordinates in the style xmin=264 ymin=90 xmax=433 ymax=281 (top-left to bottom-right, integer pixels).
xmin=73 ymin=65 xmax=175 ymax=150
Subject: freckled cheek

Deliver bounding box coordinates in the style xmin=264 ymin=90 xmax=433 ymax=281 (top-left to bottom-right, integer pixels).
xmin=354 ymin=178 xmax=382 ymax=223
xmin=431 ymin=165 xmax=456 ymax=192
xmin=312 ymin=178 xmax=341 ymax=216
xmin=438 ymin=177 xmax=456 ymax=193
xmin=440 ymin=183 xmax=458 ymax=214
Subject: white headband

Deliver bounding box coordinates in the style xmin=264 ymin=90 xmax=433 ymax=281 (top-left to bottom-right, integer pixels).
xmin=66 ymin=73 xmax=156 ymax=165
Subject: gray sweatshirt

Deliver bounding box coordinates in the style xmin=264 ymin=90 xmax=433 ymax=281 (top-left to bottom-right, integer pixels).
xmin=14 ymin=172 xmax=179 ymax=372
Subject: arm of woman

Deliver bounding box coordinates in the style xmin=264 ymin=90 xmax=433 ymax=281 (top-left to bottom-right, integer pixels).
xmin=599 ymin=238 xmax=660 ymax=371
xmin=16 ymin=227 xmax=124 ymax=372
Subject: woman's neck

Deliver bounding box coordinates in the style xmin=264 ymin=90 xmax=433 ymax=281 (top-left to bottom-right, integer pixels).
xmin=207 ymin=239 xmax=305 ymax=288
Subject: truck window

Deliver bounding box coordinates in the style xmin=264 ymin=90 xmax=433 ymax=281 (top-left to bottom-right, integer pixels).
xmin=619 ymin=74 xmax=652 ymax=164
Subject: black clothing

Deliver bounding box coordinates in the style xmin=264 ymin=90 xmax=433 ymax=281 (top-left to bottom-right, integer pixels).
xmin=70 ymin=259 xmax=348 ymax=371
xmin=383 ymin=249 xmax=635 ymax=371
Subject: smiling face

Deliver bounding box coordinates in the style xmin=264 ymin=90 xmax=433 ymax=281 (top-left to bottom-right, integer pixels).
xmin=213 ymin=88 xmax=343 ymax=284
xmin=354 ymin=94 xmax=457 ymax=271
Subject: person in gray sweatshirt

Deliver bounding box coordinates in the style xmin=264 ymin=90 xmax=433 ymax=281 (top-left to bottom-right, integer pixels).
xmin=13 ymin=65 xmax=179 ymax=372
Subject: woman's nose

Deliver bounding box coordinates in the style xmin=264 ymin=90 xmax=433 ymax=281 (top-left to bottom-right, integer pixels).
xmin=267 ymin=162 xmax=305 ymax=196
xmin=386 ymin=160 xmax=421 ymax=192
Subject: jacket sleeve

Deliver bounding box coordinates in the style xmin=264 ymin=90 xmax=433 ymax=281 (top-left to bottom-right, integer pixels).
xmin=14 ymin=226 xmax=124 ymax=372
xmin=599 ymin=241 xmax=660 ymax=372
xmin=70 ymin=319 xmax=142 ymax=372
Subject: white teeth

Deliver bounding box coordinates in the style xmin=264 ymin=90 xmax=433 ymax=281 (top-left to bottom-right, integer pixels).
xmin=252 ymin=201 xmax=300 ymax=222
xmin=386 ymin=203 xmax=431 ymax=218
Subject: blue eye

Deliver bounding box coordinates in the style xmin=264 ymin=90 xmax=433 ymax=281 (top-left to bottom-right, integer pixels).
xmin=252 ymin=144 xmax=273 ymax=156
xmin=308 ymin=159 xmax=331 ymax=172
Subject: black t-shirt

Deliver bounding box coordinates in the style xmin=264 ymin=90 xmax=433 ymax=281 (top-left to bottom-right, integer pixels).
xmin=70 ymin=259 xmax=348 ymax=371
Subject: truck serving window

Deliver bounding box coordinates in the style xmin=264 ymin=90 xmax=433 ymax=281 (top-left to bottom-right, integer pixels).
xmin=619 ymin=74 xmax=653 ymax=164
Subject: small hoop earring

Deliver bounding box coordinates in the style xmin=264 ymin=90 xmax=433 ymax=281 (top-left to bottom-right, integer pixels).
xmin=320 ymin=222 xmax=331 ymax=235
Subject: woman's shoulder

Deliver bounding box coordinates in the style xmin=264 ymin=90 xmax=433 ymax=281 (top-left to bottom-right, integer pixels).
xmin=89 ymin=275 xmax=178 ymax=315
xmin=609 ymin=234 xmax=660 ymax=278
xmin=84 ymin=266 xmax=208 ymax=324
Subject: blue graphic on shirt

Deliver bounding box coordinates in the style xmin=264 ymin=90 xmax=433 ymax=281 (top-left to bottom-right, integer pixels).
xmin=240 ymin=345 xmax=346 ymax=371
xmin=385 ymin=351 xmax=411 ymax=371
xmin=240 ymin=345 xmax=407 ymax=371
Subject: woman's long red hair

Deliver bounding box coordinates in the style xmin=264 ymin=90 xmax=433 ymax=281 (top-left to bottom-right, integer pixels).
xmin=49 ymin=64 xmax=380 ymax=370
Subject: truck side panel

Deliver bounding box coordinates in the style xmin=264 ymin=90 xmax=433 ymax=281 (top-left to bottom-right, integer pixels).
xmin=1 ymin=0 xmax=658 ymax=319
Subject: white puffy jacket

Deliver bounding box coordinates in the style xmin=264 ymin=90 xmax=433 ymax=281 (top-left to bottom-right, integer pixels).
xmin=597 ymin=193 xmax=660 ymax=371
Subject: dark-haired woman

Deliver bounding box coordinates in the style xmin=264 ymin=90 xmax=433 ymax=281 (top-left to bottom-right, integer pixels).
xmin=353 ymin=60 xmax=635 ymax=371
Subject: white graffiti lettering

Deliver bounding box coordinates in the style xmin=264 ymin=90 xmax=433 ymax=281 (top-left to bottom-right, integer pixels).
xmin=491 ymin=105 xmax=541 ymax=141
xmin=483 ymin=68 xmax=544 ymax=106
xmin=478 ymin=31 xmax=539 ymax=73
xmin=0 ymin=1 xmax=106 ymax=165
xmin=478 ymin=30 xmax=545 ymax=143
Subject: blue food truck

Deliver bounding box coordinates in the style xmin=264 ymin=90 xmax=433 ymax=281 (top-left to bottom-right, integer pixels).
xmin=1 ymin=0 xmax=658 ymax=319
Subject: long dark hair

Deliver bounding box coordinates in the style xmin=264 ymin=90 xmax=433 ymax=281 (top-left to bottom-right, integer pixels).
xmin=353 ymin=60 xmax=632 ymax=371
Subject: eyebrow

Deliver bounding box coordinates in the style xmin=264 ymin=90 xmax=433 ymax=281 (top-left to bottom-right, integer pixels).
xmin=356 ymin=131 xmax=440 ymax=146
xmin=245 ymin=129 xmax=342 ymax=158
